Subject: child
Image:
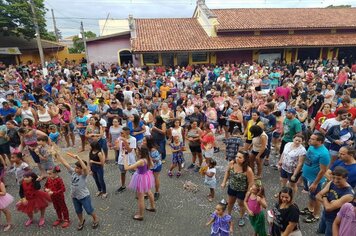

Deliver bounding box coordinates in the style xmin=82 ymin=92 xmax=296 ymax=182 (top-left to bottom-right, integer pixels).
xmin=244 ymin=180 xmax=268 ymax=236
xmin=201 ymin=124 xmax=215 ymax=164
xmin=0 ymin=155 xmax=5 ymax=182
xmin=75 ymin=109 xmax=88 ymax=152
xmin=145 ymin=136 xmax=162 ymax=201
xmin=16 ymin=172 xmax=51 ymax=227
xmin=223 ymin=127 xmax=243 ymax=161
xmin=34 ymin=136 xmax=55 ymax=175
xmin=206 ymin=201 xmax=233 ymax=236
xmin=6 ymin=120 xmax=21 ymax=154
xmin=11 ymin=152 xmax=30 ymax=185
xmin=204 ymin=159 xmax=217 ymax=202
xmin=48 ymin=125 xmax=60 ymax=145
xmin=44 ymin=166 xmax=70 ymax=228
xmin=0 ymin=180 xmax=13 ymax=231
xmin=271 ymin=110 xmax=283 ymax=157
xmin=89 ymin=141 xmax=107 ymax=198
xmin=56 ymin=153 xmax=99 ymax=230
xmin=168 ymin=134 xmax=185 ymax=177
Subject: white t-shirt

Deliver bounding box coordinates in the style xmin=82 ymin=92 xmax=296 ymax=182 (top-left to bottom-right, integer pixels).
xmin=321 ymin=118 xmax=341 ymax=132
xmin=205 ymin=167 xmax=216 ymax=182
xmin=178 ymin=111 xmax=186 ymax=126
xmin=281 ymin=142 xmax=307 ymax=173
xmin=117 ymin=136 xmax=137 ymax=165
xmin=324 ymin=89 xmax=335 ymax=104
xmin=14 ymin=162 xmax=29 ymax=184
xmin=123 ymin=90 xmax=133 ymax=103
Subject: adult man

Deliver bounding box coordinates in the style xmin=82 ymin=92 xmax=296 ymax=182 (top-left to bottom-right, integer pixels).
xmin=320 ymin=108 xmax=348 ymax=135
xmin=106 ymin=100 xmax=123 ymax=127
xmin=279 ymin=108 xmax=302 ymax=155
xmin=316 ymin=166 xmax=354 ymax=236
xmin=0 ymin=101 xmax=17 ymax=120
xmin=335 ymin=95 xmax=356 ymax=122
xmin=123 ymin=102 xmax=138 ymax=121
xmin=115 ymin=127 xmax=136 ymax=193
xmin=324 ymin=84 xmax=335 ymax=104
xmin=159 ymin=81 xmax=170 ymax=100
xmin=261 ymin=103 xmax=276 ymax=166
xmin=310 ymin=87 xmax=324 ymax=118
xmin=326 ymin=146 xmax=356 ymax=188
xmin=275 ymin=81 xmax=291 ymax=102
xmin=301 ymin=133 xmax=330 ymax=223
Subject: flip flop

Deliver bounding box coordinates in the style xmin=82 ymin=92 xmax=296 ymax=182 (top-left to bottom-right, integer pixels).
xmin=145 ymin=208 xmax=156 ymax=212
xmin=92 ymin=221 xmax=99 ymax=229
xmin=133 ymin=215 xmax=144 ymax=221
xmin=77 ymin=219 xmax=85 ymax=231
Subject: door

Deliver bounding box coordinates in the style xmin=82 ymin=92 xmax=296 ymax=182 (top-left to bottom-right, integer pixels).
xmin=162 ymin=53 xmax=174 ymax=66
xmin=119 ymin=50 xmax=132 ymax=66
xmin=177 ymin=52 xmax=189 ymax=67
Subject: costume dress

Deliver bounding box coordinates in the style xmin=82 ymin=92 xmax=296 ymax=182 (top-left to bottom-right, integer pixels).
xmin=45 ymin=177 xmax=69 ymax=221
xmin=210 ymin=212 xmax=231 ymax=236
xmin=128 ymin=160 xmax=154 ymax=193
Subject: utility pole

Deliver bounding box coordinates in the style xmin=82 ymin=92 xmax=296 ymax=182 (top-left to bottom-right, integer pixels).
xmin=29 ymin=0 xmax=45 ymax=67
xmin=51 ymin=9 xmax=59 ymax=41
xmin=80 ymin=21 xmax=89 ymax=61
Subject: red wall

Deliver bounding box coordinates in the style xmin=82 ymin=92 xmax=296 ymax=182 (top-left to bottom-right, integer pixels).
xmin=216 ymin=50 xmax=252 ymax=64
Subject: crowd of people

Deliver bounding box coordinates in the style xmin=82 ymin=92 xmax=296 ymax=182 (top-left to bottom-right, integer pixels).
xmin=0 ymin=57 xmax=355 ymax=235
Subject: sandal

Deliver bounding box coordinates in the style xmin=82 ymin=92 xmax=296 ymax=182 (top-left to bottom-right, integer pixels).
xmin=92 ymin=221 xmax=99 ymax=229
xmin=263 ymin=159 xmax=269 ymax=166
xmin=133 ymin=215 xmax=143 ymax=221
xmin=145 ymin=208 xmax=156 ymax=212
xmin=77 ymin=219 xmax=85 ymax=231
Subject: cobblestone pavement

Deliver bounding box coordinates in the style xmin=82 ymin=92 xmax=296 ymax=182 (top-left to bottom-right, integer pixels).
xmin=3 ymin=137 xmax=320 ymax=236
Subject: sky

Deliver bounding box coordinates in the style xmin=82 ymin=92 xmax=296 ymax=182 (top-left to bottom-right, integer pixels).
xmin=44 ymin=0 xmax=356 ymax=38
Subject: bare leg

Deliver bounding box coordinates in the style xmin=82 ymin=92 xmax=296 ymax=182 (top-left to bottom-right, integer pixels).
xmin=256 ymin=157 xmax=262 ymax=177
xmin=153 ymin=172 xmax=160 ymax=193
xmin=227 ymin=195 xmax=237 ymax=215
xmin=237 ymin=199 xmax=245 ymax=218
xmin=249 ymin=154 xmax=256 ymax=174
xmin=197 ymin=153 xmax=203 ymax=167
xmin=2 ymin=209 xmax=12 ymax=225
xmin=136 ymin=192 xmax=145 ymax=218
xmin=146 ymin=191 xmax=155 ymax=209
xmin=77 ymin=213 xmax=84 ymax=224
xmin=120 ymin=173 xmax=126 ymax=187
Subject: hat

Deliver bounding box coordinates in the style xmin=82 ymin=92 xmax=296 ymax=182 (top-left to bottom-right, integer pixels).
xmin=287 ymin=108 xmax=297 ymax=115
xmin=115 ymin=85 xmax=121 ymax=89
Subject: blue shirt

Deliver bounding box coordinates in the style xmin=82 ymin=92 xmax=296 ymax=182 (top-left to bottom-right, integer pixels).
xmin=49 ymin=132 xmax=60 ymax=143
xmin=330 ymin=160 xmax=356 ymax=188
xmin=325 ymin=182 xmax=354 ymax=220
xmin=302 ymin=145 xmax=330 ymax=183
xmin=0 ymin=107 xmax=16 ymax=117
xmin=127 ymin=120 xmax=144 ymax=142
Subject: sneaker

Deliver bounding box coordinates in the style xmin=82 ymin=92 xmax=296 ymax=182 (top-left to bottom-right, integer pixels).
xmin=3 ymin=224 xmax=12 ymax=232
xmin=304 ymin=215 xmax=319 ymax=223
xmin=115 ymin=186 xmax=126 ymax=193
xmin=176 ymin=172 xmax=181 ymax=178
xmin=25 ymin=219 xmax=33 ymax=227
xmin=38 ymin=218 xmax=45 ymax=227
xmin=168 ymin=171 xmax=173 ymax=177
xmin=61 ymin=220 xmax=70 ymax=228
xmin=300 ymin=207 xmax=313 ymax=216
xmin=238 ymin=218 xmax=245 ymax=227
xmin=214 ymin=147 xmax=220 ymax=153
xmin=187 ymin=163 xmax=195 ymax=169
xmin=154 ymin=192 xmax=160 ymax=201
xmin=52 ymin=219 xmax=62 ymax=226
xmin=194 ymin=166 xmax=200 ymax=172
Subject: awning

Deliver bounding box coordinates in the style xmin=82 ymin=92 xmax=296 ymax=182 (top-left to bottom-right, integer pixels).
xmin=0 ymin=47 xmax=21 ymax=55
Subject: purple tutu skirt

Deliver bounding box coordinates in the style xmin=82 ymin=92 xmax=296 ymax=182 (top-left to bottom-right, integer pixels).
xmin=0 ymin=193 xmax=14 ymax=209
xmin=128 ymin=170 xmax=155 ymax=193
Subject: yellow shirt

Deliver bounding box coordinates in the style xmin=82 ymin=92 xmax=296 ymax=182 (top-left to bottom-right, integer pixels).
xmin=246 ymin=120 xmax=264 ymax=140
xmin=160 ymin=85 xmax=170 ymax=99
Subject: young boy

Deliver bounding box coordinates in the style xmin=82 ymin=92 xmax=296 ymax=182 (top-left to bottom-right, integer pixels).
xmin=223 ymin=127 xmax=243 ymax=161
xmin=57 ymin=153 xmax=99 ymax=230
xmin=10 ymin=152 xmax=30 ymax=184
xmin=48 ymin=125 xmax=60 ymax=144
xmin=35 ymin=136 xmax=55 ymax=175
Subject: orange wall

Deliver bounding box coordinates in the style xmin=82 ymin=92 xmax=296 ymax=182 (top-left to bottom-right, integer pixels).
xmin=19 ymin=47 xmax=85 ymax=64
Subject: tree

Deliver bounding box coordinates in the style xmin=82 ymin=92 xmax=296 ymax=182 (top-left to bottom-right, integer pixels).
xmin=0 ymin=0 xmax=50 ymax=39
xmin=69 ymin=31 xmax=96 ymax=54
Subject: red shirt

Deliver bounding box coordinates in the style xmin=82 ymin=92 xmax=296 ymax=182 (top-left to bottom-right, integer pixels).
xmin=335 ymin=106 xmax=356 ymax=122
xmin=314 ymin=112 xmax=336 ymax=131
xmin=92 ymin=80 xmax=105 ymax=92
xmin=45 ymin=177 xmax=66 ymax=196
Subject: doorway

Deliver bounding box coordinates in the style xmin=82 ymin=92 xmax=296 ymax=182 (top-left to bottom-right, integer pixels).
xmin=119 ymin=50 xmax=132 ymax=66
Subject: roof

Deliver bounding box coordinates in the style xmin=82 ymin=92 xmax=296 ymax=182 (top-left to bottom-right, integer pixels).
xmin=0 ymin=34 xmax=65 ymax=50
xmin=212 ymin=8 xmax=356 ymax=31
xmin=133 ymin=18 xmax=356 ymax=52
xmin=86 ymin=31 xmax=130 ymax=43
xmin=133 ymin=18 xmax=210 ymax=52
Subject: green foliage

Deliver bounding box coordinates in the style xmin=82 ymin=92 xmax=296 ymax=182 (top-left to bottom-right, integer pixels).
xmin=0 ymin=0 xmax=49 ymax=39
xmin=326 ymin=5 xmax=351 ymax=8
xmin=70 ymin=31 xmax=96 ymax=53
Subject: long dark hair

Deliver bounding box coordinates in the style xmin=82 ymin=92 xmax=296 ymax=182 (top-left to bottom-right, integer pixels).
xmin=90 ymin=141 xmax=101 ymax=152
xmin=155 ymin=115 xmax=164 ymax=127
xmin=133 ymin=114 xmax=140 ymax=128
xmin=145 ymin=136 xmax=157 ymax=150
xmin=235 ymin=150 xmax=249 ymax=172
xmin=249 ymin=125 xmax=263 ymax=138
xmin=139 ymin=147 xmax=153 ymax=168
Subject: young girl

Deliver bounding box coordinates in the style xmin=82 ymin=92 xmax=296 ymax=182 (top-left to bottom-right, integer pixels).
xmin=75 ymin=109 xmax=88 ymax=152
xmin=145 ymin=136 xmax=162 ymax=201
xmin=44 ymin=166 xmax=70 ymax=228
xmin=16 ymin=172 xmax=51 ymax=227
xmin=48 ymin=125 xmax=60 ymax=145
xmin=206 ymin=201 xmax=233 ymax=236
xmin=0 ymin=180 xmax=13 ymax=231
xmin=204 ymin=159 xmax=217 ymax=202
xmin=244 ymin=181 xmax=268 ymax=236
xmin=201 ymin=123 xmax=215 ymax=165
xmin=168 ymin=134 xmax=185 ymax=177
xmin=89 ymin=141 xmax=107 ymax=198
xmin=123 ymin=147 xmax=155 ymax=221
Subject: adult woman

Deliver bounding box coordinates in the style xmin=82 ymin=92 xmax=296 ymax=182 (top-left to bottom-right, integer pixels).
xmin=228 ymin=103 xmax=243 ymax=134
xmin=108 ymin=118 xmax=122 ymax=161
xmin=175 ymin=105 xmax=186 ymax=129
xmin=159 ymin=102 xmax=174 ymax=128
xmin=186 ymin=121 xmax=203 ymax=172
xmin=205 ymin=101 xmax=218 ymax=129
xmin=85 ymin=117 xmax=108 ymax=160
xmin=243 ymin=111 xmax=265 ymax=151
xmin=248 ymin=125 xmax=268 ymax=179
xmin=277 ymin=134 xmax=307 ymax=195
xmin=219 ymin=101 xmax=232 ymax=138
xmin=271 ymin=187 xmax=301 ymax=236
xmin=122 ymin=147 xmax=155 ymax=221
xmin=15 ymin=100 xmax=37 ymax=123
xmin=127 ymin=114 xmax=146 ymax=147
xmin=325 ymin=118 xmax=354 ymax=165
xmin=141 ymin=106 xmax=154 ymax=128
xmin=242 ymin=96 xmax=252 ymax=128
xmin=311 ymin=103 xmax=335 ymax=133
xmin=36 ymin=102 xmax=51 ymax=134
xmin=151 ymin=116 xmax=167 ymax=163
xmin=295 ymin=103 xmax=308 ymax=132
xmin=221 ymin=151 xmax=254 ymax=227
xmin=89 ymin=141 xmax=107 ymax=198
xmin=133 ymin=93 xmax=143 ymax=112
xmin=184 ymin=99 xmax=195 ymax=118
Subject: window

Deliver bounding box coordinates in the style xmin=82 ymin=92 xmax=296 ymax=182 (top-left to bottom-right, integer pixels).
xmin=143 ymin=53 xmax=159 ymax=64
xmin=192 ymin=52 xmax=208 ymax=62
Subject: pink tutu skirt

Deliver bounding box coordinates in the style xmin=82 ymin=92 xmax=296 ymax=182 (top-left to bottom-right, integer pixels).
xmin=128 ymin=170 xmax=155 ymax=193
xmin=0 ymin=193 xmax=14 ymax=209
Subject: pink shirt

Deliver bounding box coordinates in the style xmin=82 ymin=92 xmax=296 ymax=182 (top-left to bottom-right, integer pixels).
xmin=337 ymin=203 xmax=356 ymax=236
xmin=275 ymin=86 xmax=291 ymax=101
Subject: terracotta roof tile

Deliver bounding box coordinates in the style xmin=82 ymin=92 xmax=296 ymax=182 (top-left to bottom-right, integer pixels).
xmin=212 ymin=8 xmax=356 ymax=31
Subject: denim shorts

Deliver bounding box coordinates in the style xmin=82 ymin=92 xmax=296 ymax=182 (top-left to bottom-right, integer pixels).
xmin=302 ymin=177 xmax=322 ymax=200
xmin=118 ymin=164 xmax=126 ymax=174
xmin=152 ymin=164 xmax=162 ymax=173
xmin=72 ymin=195 xmax=94 ymax=215
xmin=227 ymin=186 xmax=246 ymax=201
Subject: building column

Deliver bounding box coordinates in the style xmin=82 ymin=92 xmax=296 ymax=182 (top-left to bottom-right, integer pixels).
xmin=252 ymin=50 xmax=259 ymax=62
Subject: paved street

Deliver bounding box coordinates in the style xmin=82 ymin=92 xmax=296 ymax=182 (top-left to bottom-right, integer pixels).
xmin=4 ymin=138 xmax=320 ymax=236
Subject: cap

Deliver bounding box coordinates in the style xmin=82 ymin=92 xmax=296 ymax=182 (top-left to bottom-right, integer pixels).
xmin=287 ymin=108 xmax=297 ymax=115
